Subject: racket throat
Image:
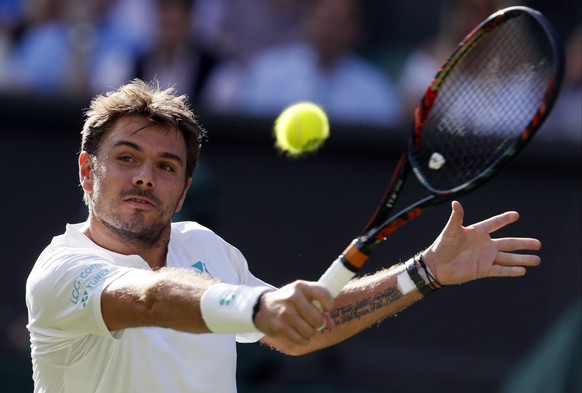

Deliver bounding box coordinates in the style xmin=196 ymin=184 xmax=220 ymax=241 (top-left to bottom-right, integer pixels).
xmin=341 ymin=239 xmax=370 ymax=271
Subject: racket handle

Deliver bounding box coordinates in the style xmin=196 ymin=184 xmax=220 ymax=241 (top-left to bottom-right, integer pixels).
xmin=315 ymin=257 xmax=357 ymax=302
xmin=312 ymin=257 xmax=358 ymax=331
xmin=313 ymin=241 xmax=366 ymax=315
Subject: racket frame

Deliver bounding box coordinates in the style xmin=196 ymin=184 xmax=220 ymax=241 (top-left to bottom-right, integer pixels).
xmin=318 ymin=6 xmax=565 ymax=296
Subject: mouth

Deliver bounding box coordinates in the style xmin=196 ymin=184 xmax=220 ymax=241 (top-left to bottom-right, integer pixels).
xmin=124 ymin=196 xmax=156 ymax=208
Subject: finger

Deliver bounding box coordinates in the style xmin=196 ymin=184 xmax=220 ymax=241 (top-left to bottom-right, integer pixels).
xmin=281 ymin=309 xmax=322 ymax=340
xmin=296 ymin=286 xmax=332 ymax=330
xmin=271 ymin=319 xmax=312 ymax=346
xmin=494 ymin=251 xmax=542 ymax=267
xmin=259 ymin=283 xmax=328 ymax=342
xmin=441 ymin=200 xmax=465 ymax=237
xmin=306 ymin=284 xmax=334 ymax=312
xmin=473 ymin=211 xmax=520 ymax=234
xmin=323 ymin=313 xmax=334 ymax=330
xmin=495 ymin=237 xmax=542 ymax=252
xmin=487 ymin=264 xmax=527 ymax=278
xmin=276 ymin=282 xmax=330 ymax=334
xmin=316 ymin=313 xmax=334 ymax=331
xmin=267 ymin=302 xmax=321 ymax=343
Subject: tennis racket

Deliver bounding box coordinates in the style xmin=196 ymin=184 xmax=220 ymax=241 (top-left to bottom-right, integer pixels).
xmin=317 ymin=6 xmax=565 ymax=297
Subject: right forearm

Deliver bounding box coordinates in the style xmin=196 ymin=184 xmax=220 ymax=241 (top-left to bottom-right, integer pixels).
xmin=102 ymin=267 xmax=217 ymax=332
xmin=143 ymin=268 xmax=219 ymax=331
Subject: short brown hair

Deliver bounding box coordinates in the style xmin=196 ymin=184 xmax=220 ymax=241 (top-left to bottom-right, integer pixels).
xmin=81 ymin=79 xmax=206 ymax=179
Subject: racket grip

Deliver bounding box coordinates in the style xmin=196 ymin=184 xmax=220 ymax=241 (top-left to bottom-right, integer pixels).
xmin=316 ymin=258 xmax=357 ymax=299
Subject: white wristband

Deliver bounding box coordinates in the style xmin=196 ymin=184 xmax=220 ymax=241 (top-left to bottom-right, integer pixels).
xmin=200 ymin=283 xmax=271 ymax=334
xmin=396 ymin=259 xmax=416 ymax=295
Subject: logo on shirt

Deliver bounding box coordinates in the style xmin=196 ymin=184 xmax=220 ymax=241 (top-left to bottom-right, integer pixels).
xmin=191 ymin=261 xmax=210 ymax=275
xmin=70 ymin=264 xmax=110 ymax=308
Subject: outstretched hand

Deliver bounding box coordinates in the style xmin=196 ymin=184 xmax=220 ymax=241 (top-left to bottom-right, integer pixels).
xmin=424 ymin=201 xmax=541 ymax=285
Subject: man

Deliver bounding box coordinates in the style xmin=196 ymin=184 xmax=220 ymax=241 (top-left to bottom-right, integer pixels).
xmin=26 ymin=79 xmax=541 ymax=392
xmin=131 ymin=0 xmax=222 ymax=102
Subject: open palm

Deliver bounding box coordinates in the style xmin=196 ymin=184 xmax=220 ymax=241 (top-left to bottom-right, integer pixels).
xmin=424 ymin=201 xmax=542 ymax=286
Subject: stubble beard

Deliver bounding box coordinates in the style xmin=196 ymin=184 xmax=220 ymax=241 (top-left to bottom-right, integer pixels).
xmin=97 ymin=208 xmax=169 ymax=250
xmin=90 ymin=189 xmax=176 ymax=251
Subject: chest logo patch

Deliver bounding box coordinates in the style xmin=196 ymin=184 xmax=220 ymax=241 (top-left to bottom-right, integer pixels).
xmin=191 ymin=260 xmax=210 ymax=275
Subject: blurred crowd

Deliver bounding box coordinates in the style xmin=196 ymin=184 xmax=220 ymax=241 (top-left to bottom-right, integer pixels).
xmin=0 ymin=1 xmax=580 ymax=390
xmin=0 ymin=0 xmax=579 ymax=139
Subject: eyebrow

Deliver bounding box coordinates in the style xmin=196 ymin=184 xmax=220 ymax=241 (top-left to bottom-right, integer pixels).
xmin=112 ymin=140 xmax=185 ymax=168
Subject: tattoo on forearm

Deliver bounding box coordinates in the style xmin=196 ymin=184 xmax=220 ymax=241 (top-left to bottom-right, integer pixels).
xmin=330 ymin=287 xmax=402 ymax=327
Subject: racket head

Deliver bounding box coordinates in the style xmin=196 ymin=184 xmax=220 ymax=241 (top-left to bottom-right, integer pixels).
xmin=410 ymin=6 xmax=565 ymax=195
xmin=322 ymin=7 xmax=565 ymax=290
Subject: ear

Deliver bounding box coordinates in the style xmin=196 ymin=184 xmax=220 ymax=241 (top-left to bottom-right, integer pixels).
xmin=175 ymin=177 xmax=192 ymax=214
xmin=79 ymin=151 xmax=94 ymax=193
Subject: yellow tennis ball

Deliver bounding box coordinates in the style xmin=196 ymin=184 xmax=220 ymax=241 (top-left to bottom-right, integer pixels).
xmin=274 ymin=102 xmax=329 ymax=157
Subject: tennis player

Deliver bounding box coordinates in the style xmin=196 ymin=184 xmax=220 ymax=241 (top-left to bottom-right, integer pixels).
xmin=26 ymin=79 xmax=541 ymax=392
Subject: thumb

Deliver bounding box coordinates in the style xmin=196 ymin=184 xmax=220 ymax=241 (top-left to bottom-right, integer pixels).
xmin=442 ymin=200 xmax=464 ymax=238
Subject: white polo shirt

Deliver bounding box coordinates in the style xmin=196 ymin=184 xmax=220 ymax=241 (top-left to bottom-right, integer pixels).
xmin=26 ymin=221 xmax=273 ymax=393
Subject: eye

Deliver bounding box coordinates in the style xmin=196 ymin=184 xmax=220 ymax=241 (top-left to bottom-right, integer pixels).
xmin=118 ymin=155 xmax=135 ymax=163
xmin=158 ymin=163 xmax=175 ymax=172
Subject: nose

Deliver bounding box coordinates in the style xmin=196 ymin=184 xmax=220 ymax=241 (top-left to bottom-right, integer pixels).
xmin=133 ymin=166 xmax=155 ymax=189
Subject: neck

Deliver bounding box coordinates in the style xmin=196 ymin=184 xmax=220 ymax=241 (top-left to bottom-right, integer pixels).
xmin=82 ymin=215 xmax=170 ymax=270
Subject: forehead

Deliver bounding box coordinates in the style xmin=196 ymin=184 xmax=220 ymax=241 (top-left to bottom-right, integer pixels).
xmin=100 ymin=115 xmax=187 ymax=158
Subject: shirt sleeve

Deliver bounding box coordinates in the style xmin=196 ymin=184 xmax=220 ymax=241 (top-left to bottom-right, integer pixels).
xmin=27 ymin=246 xmax=134 ymax=342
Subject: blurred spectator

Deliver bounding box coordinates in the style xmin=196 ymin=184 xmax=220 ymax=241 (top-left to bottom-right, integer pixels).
xmin=397 ymin=0 xmax=511 ymax=119
xmin=6 ymin=0 xmax=138 ymax=96
xmin=541 ymin=23 xmax=582 ymax=143
xmin=212 ymin=0 xmax=303 ymax=64
xmin=205 ymin=0 xmax=401 ymax=127
xmin=201 ymin=0 xmax=304 ymax=112
xmin=105 ymin=0 xmax=156 ymax=54
xmin=130 ymin=0 xmax=222 ymax=102
xmin=106 ymin=0 xmax=229 ymax=61
xmin=190 ymin=0 xmax=230 ymax=50
xmin=0 ymin=0 xmax=22 ymax=28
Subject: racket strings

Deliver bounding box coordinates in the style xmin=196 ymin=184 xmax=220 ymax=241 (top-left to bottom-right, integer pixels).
xmin=414 ymin=13 xmax=555 ymax=192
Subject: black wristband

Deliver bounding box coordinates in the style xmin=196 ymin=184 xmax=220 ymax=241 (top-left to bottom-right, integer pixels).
xmin=252 ymin=291 xmax=267 ymax=323
xmin=406 ymin=259 xmax=434 ymax=296
xmin=416 ymin=253 xmax=445 ymax=290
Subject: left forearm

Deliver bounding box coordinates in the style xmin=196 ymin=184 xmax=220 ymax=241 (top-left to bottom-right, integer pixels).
xmin=322 ymin=263 xmax=423 ymax=346
xmin=261 ymin=203 xmax=542 ymax=355
xmin=263 ymin=262 xmax=423 ymax=355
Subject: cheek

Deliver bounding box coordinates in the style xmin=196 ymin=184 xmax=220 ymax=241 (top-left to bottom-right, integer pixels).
xmin=89 ymin=173 xmax=105 ymax=201
xmin=167 ymin=183 xmax=187 ymax=203
xmin=91 ymin=166 xmax=119 ymax=199
xmin=161 ymin=181 xmax=188 ymax=210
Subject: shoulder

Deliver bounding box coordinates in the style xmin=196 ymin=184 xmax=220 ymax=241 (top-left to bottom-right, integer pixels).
xmin=28 ymin=225 xmax=123 ymax=292
xmin=170 ymin=221 xmax=236 ymax=252
xmin=28 ymin=243 xmax=114 ymax=295
xmin=26 ymin=243 xmax=116 ymax=315
xmin=169 ymin=222 xmax=250 ymax=279
xmin=171 ymin=221 xmax=216 ymax=237
xmin=33 ymin=227 xmax=113 ymax=271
